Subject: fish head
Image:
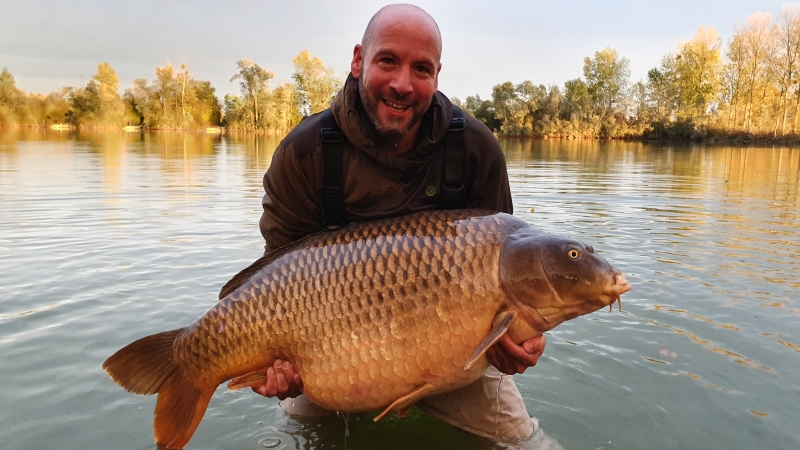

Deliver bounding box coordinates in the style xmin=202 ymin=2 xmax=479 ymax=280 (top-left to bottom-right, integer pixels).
xmin=499 ymin=228 xmax=632 ymax=334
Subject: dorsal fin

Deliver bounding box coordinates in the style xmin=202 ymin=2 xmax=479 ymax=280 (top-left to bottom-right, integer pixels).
xmin=218 ymin=233 xmax=324 ymax=300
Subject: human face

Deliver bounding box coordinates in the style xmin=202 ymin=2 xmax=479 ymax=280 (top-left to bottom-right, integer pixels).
xmin=351 ymin=18 xmax=441 ymax=143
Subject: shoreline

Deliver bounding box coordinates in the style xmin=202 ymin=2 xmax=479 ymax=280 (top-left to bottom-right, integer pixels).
xmin=3 ymin=125 xmax=798 ymax=145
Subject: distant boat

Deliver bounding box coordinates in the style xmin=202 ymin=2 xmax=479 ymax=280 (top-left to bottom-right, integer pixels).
xmin=51 ymin=124 xmax=72 ymax=131
xmin=123 ymin=125 xmax=142 ymax=132
xmin=205 ymin=127 xmax=222 ymax=134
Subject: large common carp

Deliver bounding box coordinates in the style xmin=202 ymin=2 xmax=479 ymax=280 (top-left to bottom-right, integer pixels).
xmin=103 ymin=209 xmax=631 ymax=448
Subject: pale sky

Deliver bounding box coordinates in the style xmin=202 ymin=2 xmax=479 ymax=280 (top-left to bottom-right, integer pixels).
xmin=0 ymin=0 xmax=788 ymax=102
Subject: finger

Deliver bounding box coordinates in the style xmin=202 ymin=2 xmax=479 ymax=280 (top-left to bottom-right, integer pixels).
xmin=490 ymin=344 xmax=517 ymax=375
xmin=496 ymin=335 xmax=541 ymax=368
xmin=282 ymin=360 xmax=306 ymax=397
xmin=255 ymin=367 xmax=278 ymax=397
xmin=275 ymin=367 xmax=289 ymax=400
xmin=485 ymin=346 xmax=501 ymax=371
xmin=277 ymin=360 xmax=302 ymax=397
xmin=280 ymin=360 xmax=297 ymax=386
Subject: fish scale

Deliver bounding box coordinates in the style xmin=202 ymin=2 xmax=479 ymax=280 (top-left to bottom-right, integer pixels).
xmin=103 ymin=209 xmax=632 ymax=448
xmin=184 ymin=212 xmax=506 ymax=405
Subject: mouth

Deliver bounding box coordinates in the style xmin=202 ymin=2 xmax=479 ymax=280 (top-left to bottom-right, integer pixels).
xmin=603 ymin=272 xmax=632 ymax=312
xmin=382 ymin=99 xmax=410 ymax=114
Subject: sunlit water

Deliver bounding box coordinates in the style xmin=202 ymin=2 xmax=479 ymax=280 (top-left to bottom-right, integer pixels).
xmin=1 ymin=129 xmax=798 ymax=450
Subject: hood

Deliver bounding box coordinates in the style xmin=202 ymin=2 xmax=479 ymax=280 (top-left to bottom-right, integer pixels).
xmin=330 ymin=74 xmax=455 ymax=180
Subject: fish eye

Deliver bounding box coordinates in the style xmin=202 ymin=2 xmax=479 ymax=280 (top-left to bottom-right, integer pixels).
xmin=568 ymin=248 xmax=581 ymax=259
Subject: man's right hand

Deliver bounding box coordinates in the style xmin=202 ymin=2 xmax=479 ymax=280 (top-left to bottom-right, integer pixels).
xmin=251 ymin=359 xmax=304 ymax=400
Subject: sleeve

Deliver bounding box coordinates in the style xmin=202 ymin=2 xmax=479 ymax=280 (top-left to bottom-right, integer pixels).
xmin=259 ymin=134 xmax=323 ymax=252
xmin=462 ymin=115 xmax=513 ymax=214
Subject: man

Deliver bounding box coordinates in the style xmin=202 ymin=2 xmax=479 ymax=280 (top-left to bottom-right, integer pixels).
xmin=253 ymin=3 xmax=546 ymax=442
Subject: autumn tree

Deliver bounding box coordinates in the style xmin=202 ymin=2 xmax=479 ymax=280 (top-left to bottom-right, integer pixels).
xmin=231 ymin=59 xmax=274 ymax=126
xmin=735 ymin=13 xmax=776 ymax=131
xmin=771 ymin=5 xmax=800 ymax=135
xmin=125 ymin=64 xmax=221 ymax=128
xmin=67 ymin=62 xmax=130 ymax=127
xmin=673 ymin=28 xmax=723 ymax=120
xmin=0 ymin=68 xmax=26 ymax=124
xmin=292 ymin=50 xmax=342 ymax=116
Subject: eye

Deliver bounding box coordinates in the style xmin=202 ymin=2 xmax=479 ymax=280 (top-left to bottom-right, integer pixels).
xmin=568 ymin=249 xmax=580 ymax=259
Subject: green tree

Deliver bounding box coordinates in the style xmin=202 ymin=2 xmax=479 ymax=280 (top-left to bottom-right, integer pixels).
xmin=464 ymin=94 xmax=501 ymax=131
xmin=491 ymin=82 xmax=518 ymax=129
xmin=583 ymin=48 xmax=631 ymax=119
xmin=561 ymin=78 xmax=592 ymax=120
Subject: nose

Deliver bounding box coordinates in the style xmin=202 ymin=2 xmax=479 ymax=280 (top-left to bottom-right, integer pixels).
xmin=389 ymin=65 xmax=413 ymax=97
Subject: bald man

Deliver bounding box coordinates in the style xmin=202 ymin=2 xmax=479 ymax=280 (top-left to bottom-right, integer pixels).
xmin=252 ymin=4 xmax=546 ymax=443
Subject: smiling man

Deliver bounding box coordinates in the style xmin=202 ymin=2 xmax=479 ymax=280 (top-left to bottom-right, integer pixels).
xmin=251 ymin=3 xmax=546 ymax=442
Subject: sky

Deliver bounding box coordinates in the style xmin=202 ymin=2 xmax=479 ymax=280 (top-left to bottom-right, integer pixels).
xmin=0 ymin=0 xmax=790 ymax=102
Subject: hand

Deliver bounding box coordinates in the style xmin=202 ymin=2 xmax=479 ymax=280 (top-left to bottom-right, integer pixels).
xmin=251 ymin=359 xmax=304 ymax=400
xmin=485 ymin=334 xmax=546 ymax=375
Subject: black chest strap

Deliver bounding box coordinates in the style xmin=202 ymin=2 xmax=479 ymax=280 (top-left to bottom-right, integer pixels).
xmin=440 ymin=106 xmax=466 ymax=210
xmin=319 ymin=106 xmax=466 ymax=229
xmin=320 ymin=109 xmax=347 ymax=229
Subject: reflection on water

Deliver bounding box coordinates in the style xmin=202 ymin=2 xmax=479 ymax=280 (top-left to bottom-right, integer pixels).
xmin=0 ymin=131 xmax=798 ymax=450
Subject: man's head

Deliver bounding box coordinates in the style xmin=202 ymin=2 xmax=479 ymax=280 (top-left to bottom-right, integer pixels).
xmin=351 ymin=4 xmax=442 ymax=146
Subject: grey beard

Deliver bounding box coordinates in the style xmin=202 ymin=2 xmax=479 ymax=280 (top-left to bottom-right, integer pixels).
xmin=358 ymin=75 xmax=423 ymax=147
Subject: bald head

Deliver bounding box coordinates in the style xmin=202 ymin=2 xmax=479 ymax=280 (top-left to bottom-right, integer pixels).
xmin=361 ymin=4 xmax=442 ymax=62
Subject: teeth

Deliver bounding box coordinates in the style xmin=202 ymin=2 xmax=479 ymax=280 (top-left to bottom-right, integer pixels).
xmin=384 ymin=100 xmax=407 ymax=111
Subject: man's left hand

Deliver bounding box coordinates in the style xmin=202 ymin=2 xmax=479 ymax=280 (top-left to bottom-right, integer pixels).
xmin=485 ymin=334 xmax=546 ymax=375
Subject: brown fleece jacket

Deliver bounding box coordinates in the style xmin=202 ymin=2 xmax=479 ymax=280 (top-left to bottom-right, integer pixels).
xmin=259 ymin=75 xmax=512 ymax=251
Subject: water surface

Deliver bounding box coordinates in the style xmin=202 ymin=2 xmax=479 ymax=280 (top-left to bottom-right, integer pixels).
xmin=1 ymin=129 xmax=798 ymax=449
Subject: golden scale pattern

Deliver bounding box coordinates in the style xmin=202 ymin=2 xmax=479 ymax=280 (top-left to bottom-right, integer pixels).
xmin=174 ymin=210 xmax=527 ymax=411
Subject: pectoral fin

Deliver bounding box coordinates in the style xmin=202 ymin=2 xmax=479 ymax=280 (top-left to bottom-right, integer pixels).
xmin=227 ymin=369 xmax=269 ymax=390
xmin=373 ymin=383 xmax=437 ymax=422
xmin=464 ymin=310 xmax=518 ymax=370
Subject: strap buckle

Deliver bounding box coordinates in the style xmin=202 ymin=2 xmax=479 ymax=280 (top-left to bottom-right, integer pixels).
xmin=448 ymin=117 xmax=465 ymax=132
xmin=321 ymin=128 xmax=344 ymax=143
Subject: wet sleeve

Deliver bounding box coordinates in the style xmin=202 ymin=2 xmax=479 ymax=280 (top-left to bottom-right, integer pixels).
xmin=463 ymin=117 xmax=513 ymax=214
xmin=259 ymin=141 xmax=321 ymax=252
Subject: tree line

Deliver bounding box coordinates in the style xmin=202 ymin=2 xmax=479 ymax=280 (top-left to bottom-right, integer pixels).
xmin=1 ymin=5 xmax=798 ymax=139
xmin=453 ymin=5 xmax=800 ymax=139
xmin=0 ymin=50 xmax=341 ymax=132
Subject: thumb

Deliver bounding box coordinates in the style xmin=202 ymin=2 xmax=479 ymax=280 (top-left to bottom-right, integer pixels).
xmin=522 ymin=335 xmax=545 ymax=354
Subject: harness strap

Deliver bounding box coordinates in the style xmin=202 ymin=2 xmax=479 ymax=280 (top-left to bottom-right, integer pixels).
xmin=440 ymin=106 xmax=466 ymax=209
xmin=319 ymin=109 xmax=347 ymax=229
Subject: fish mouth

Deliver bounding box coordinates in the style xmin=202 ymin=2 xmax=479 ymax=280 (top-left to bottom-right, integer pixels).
xmin=601 ymin=271 xmax=632 ymax=312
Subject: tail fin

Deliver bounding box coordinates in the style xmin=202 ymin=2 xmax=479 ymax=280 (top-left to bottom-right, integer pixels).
xmin=103 ymin=329 xmax=215 ymax=449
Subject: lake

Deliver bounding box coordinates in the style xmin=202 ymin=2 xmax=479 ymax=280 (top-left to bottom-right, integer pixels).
xmin=1 ymin=128 xmax=798 ymax=450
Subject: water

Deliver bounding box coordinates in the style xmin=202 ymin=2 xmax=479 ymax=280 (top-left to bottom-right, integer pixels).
xmin=1 ymin=129 xmax=798 ymax=450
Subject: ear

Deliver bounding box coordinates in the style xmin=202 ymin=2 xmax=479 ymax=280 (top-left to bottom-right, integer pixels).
xmin=434 ymin=63 xmax=442 ymax=91
xmin=351 ymin=44 xmax=363 ymax=79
